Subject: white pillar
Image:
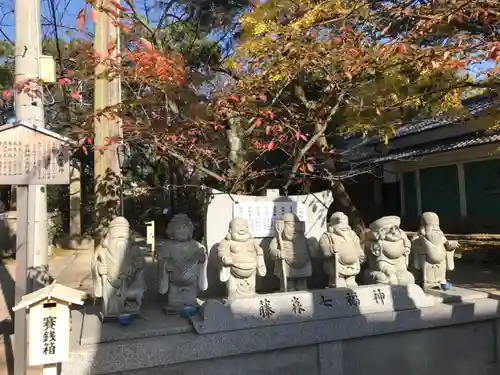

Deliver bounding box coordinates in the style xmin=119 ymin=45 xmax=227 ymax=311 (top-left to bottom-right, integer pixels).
xmin=415 ymin=169 xmax=422 ymax=215
xmin=69 ymin=159 xmax=82 ymax=237
xmin=457 ymin=163 xmax=467 ymax=218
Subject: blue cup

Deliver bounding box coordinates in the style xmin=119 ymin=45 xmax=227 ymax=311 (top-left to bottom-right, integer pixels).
xmin=181 ymin=306 xmax=198 ymax=317
xmin=440 ymin=282 xmax=452 ymax=291
xmin=118 ymin=313 xmax=133 ymax=326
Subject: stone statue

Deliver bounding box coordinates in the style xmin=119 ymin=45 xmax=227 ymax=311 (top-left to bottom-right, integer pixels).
xmin=319 ymin=212 xmax=365 ymax=288
xmin=364 ymin=216 xmax=415 ymax=285
xmin=157 ymin=213 xmax=208 ymax=313
xmin=411 ymin=212 xmax=459 ymax=290
xmin=269 ymin=213 xmax=313 ymax=291
xmin=91 ymin=217 xmax=146 ymax=318
xmin=218 ymin=217 xmax=267 ymax=299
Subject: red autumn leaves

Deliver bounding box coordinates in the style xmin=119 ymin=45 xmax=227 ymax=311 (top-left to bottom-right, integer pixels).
xmin=126 ymin=40 xmax=185 ymax=85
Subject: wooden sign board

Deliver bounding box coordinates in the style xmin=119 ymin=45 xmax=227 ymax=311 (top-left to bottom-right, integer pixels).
xmin=28 ymin=302 xmax=71 ymax=366
xmin=0 ymin=123 xmax=72 ymax=185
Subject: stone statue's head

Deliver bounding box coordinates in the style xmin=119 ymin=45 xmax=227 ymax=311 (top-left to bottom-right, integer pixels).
xmin=369 ymin=216 xmax=402 ymax=242
xmin=420 ymin=212 xmax=440 ymax=231
xmin=280 ymin=213 xmax=304 ymax=240
xmin=226 ymin=217 xmax=252 ymax=242
xmin=420 ymin=211 xmax=444 ymax=241
xmin=166 ymin=213 xmax=194 ymax=242
xmin=104 ymin=216 xmax=130 ymax=256
xmin=328 ymin=212 xmax=350 ymax=232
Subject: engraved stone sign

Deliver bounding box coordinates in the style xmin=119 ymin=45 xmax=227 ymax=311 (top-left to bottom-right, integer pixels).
xmin=0 ymin=122 xmax=72 ymax=185
xmin=232 ymin=201 xmax=308 ymax=238
xmin=191 ymin=284 xmax=439 ymax=334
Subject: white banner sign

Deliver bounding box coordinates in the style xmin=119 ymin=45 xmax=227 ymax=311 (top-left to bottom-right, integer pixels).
xmin=29 ymin=302 xmax=71 ymax=365
xmin=232 ymin=201 xmax=308 ymax=238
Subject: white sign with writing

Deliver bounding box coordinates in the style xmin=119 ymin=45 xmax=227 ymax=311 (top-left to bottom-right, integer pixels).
xmin=28 ymin=302 xmax=71 ymax=366
xmin=0 ymin=123 xmax=71 ymax=185
xmin=232 ymin=201 xmax=308 ymax=238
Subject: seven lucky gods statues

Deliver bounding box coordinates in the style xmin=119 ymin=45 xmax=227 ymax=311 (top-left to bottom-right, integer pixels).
xmin=91 ymin=211 xmax=459 ymax=315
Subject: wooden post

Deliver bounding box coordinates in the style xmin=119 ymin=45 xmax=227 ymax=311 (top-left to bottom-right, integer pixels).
xmin=43 ymin=364 xmax=58 ymax=375
xmin=14 ymin=186 xmax=29 ymax=375
xmin=93 ymin=0 xmax=122 ymax=245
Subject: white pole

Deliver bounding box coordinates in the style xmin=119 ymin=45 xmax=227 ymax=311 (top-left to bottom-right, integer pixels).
xmin=43 ymin=364 xmax=58 ymax=375
xmin=14 ymin=0 xmax=48 ymax=374
xmin=14 ymin=0 xmax=49 ymax=271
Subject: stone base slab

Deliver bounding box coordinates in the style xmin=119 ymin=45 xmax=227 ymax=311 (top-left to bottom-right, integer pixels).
xmin=62 ymin=294 xmax=500 ymax=375
xmin=426 ymin=286 xmax=490 ymax=303
xmin=191 ymin=284 xmax=439 ymax=334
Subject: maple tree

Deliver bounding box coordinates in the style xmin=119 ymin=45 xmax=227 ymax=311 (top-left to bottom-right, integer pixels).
xmin=7 ymin=0 xmax=500 ymax=231
xmin=165 ymin=0 xmax=499 ymax=231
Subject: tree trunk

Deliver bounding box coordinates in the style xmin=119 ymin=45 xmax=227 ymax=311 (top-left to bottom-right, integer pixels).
xmin=330 ymin=180 xmax=366 ymax=240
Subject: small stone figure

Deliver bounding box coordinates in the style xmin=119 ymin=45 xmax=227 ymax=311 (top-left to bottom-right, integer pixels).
xmin=411 ymin=212 xmax=459 ymax=290
xmin=157 ymin=214 xmax=208 ymax=313
xmin=269 ymin=213 xmax=313 ymax=291
xmin=319 ymin=212 xmax=365 ymax=288
xmin=218 ymin=217 xmax=267 ymax=299
xmin=91 ymin=217 xmax=146 ymax=318
xmin=364 ymin=216 xmax=415 ymax=285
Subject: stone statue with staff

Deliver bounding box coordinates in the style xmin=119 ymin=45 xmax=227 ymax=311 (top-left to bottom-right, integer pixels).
xmin=269 ymin=213 xmax=313 ymax=292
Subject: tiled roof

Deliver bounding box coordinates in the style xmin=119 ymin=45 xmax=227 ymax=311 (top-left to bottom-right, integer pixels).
xmin=386 ymin=96 xmax=498 ymax=140
xmin=342 ymin=94 xmax=499 ymax=144
xmin=346 ymin=133 xmax=500 ymax=169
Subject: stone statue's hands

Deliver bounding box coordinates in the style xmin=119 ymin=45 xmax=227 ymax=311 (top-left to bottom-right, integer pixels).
xmin=446 ymin=240 xmax=459 ymax=250
xmin=98 ymin=263 xmax=108 ymax=275
xmin=221 ymin=256 xmax=232 ymax=266
xmin=382 ymin=267 xmax=395 ymax=277
xmin=275 ymin=250 xmax=283 ymax=259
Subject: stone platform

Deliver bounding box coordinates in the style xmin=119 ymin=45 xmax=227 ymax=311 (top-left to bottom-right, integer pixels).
xmin=63 ymin=286 xmax=500 ymax=375
xmin=192 ymin=284 xmax=439 ymax=334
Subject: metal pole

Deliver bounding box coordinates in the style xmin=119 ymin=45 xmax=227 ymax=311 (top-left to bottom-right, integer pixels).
xmin=14 ymin=0 xmax=47 ymax=373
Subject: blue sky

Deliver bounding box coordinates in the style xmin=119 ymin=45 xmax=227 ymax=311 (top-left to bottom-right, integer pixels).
xmin=1 ymin=0 xmax=85 ymax=42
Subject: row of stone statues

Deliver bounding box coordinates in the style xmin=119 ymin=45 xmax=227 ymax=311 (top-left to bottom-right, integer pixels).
xmin=91 ymin=211 xmax=458 ymax=319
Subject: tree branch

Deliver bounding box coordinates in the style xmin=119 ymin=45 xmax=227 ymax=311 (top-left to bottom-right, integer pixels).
xmin=161 ymin=148 xmax=225 ymax=182
xmin=283 ymin=92 xmax=346 ymax=191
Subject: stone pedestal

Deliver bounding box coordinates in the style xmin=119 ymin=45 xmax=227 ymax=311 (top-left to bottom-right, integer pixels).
xmin=191 ymin=284 xmax=439 ymax=334
xmin=425 ymin=286 xmax=490 ymax=303
xmin=62 ymin=289 xmax=500 ymax=375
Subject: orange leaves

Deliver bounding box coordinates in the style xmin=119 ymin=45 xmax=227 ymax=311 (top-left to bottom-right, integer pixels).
xmin=89 ymin=7 xmax=97 ymax=22
xmin=297 ymin=162 xmax=315 ymax=174
xmin=295 ymin=131 xmax=307 ymax=141
xmin=487 ymin=44 xmax=500 ymax=60
xmin=266 ymin=140 xmax=276 ymax=150
xmin=76 ymin=8 xmax=86 ymax=30
xmin=70 ymin=90 xmax=81 ymax=100
xmin=127 ymin=44 xmax=186 ymax=85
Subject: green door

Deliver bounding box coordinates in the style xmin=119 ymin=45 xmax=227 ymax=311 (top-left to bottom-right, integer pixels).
xmin=402 ymin=171 xmax=418 ymax=218
xmin=464 ymin=159 xmax=500 ymax=219
xmin=420 ymin=165 xmax=460 ymax=218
